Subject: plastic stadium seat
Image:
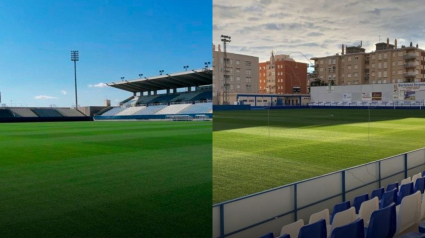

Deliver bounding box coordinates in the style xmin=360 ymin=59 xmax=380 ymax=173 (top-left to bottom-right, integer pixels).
xmin=413 ymin=173 xmax=422 ymax=186
xmin=280 ymin=219 xmax=304 ymax=238
xmin=330 ymin=201 xmax=351 ymax=224
xmin=400 ymin=233 xmax=425 ymax=238
xmin=309 ymin=209 xmax=330 ymax=225
xmin=386 ymin=182 xmax=399 ymax=193
xmin=298 ymin=219 xmax=327 ymax=238
xmin=415 ymin=177 xmax=425 ymax=194
xmin=396 ymin=191 xmax=421 ymax=234
xmin=422 ymin=171 xmax=425 ymax=177
xmin=330 ymin=207 xmax=356 ymax=233
xmin=353 ymin=194 xmax=369 ymax=214
xmin=278 ymin=234 xmax=290 ymax=238
xmin=330 ymin=219 xmax=364 ymax=238
xmin=365 ymin=203 xmax=396 ymax=238
xmin=420 ymin=195 xmax=425 ymax=221
xmin=259 ymin=232 xmax=274 ymax=238
xmin=398 ymin=182 xmax=414 ymax=205
xmin=420 ymin=220 xmax=425 ymax=233
xmin=380 ymin=189 xmax=397 ymax=208
xmin=400 ymin=177 xmax=412 ymax=187
xmin=358 ymin=197 xmax=379 ymax=227
xmin=371 ymin=188 xmax=384 ymax=200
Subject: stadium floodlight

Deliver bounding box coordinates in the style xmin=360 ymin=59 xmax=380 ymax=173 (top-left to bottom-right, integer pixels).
xmin=121 ymin=77 xmax=125 ymax=81
xmin=204 ymin=62 xmax=211 ymax=68
xmin=221 ymin=35 xmax=231 ymax=105
xmin=71 ymin=50 xmax=79 ymax=109
xmin=139 ymin=74 xmax=143 ymax=78
xmin=183 ymin=65 xmax=189 ymax=71
xmin=159 ymin=70 xmax=164 ymax=75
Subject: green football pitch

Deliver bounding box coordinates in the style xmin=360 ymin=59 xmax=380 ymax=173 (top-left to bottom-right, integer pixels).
xmin=0 ymin=121 xmax=211 ymax=237
xmin=213 ymin=109 xmax=425 ymax=203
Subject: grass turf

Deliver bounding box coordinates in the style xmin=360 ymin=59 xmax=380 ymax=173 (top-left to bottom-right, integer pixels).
xmin=0 ymin=121 xmax=211 ymax=237
xmin=213 ymin=109 xmax=425 ymax=203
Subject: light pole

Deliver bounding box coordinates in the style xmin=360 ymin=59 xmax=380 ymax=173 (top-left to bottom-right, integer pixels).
xmin=121 ymin=77 xmax=125 ymax=81
xmin=204 ymin=62 xmax=211 ymax=69
xmin=139 ymin=74 xmax=143 ymax=78
xmin=221 ymin=35 xmax=231 ymax=105
xmin=183 ymin=65 xmax=189 ymax=71
xmin=71 ymin=51 xmax=79 ymax=109
xmin=159 ymin=70 xmax=164 ymax=75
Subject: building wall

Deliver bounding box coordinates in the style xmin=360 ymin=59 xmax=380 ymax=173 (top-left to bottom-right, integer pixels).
xmin=313 ymin=46 xmax=425 ymax=86
xmin=213 ymin=46 xmax=259 ymax=104
xmin=259 ymin=62 xmax=267 ymax=93
xmin=275 ymin=60 xmax=308 ymax=94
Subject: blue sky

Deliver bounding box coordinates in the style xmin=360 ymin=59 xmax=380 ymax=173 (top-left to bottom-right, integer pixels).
xmin=0 ymin=0 xmax=212 ymax=107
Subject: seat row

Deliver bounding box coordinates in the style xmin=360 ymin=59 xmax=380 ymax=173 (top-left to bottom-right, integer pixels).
xmin=260 ymin=171 xmax=425 ymax=238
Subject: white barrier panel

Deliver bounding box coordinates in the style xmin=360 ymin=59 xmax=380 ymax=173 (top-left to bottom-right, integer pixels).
xmin=346 ymin=182 xmax=379 ymax=203
xmin=381 ymin=155 xmax=404 ymax=178
xmin=345 ymin=163 xmax=379 ymax=192
xmin=223 ymin=186 xmax=294 ymax=235
xmin=408 ymin=149 xmax=425 ymax=169
xmin=213 ymin=206 xmax=221 ymax=238
xmin=297 ymin=173 xmax=342 ymax=208
xmin=297 ymin=196 xmax=342 ymax=223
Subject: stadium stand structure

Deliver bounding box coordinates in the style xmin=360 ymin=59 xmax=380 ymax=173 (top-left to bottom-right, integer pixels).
xmin=0 ymin=107 xmax=90 ymax=122
xmin=94 ymin=68 xmax=212 ymax=121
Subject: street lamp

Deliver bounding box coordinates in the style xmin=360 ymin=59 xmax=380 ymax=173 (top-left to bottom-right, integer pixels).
xmin=139 ymin=74 xmax=143 ymax=78
xmin=183 ymin=65 xmax=189 ymax=71
xmin=71 ymin=50 xmax=79 ymax=109
xmin=159 ymin=70 xmax=164 ymax=75
xmin=204 ymin=62 xmax=211 ymax=68
xmin=121 ymin=77 xmax=125 ymax=81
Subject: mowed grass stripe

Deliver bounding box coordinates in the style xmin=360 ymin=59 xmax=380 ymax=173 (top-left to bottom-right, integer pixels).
xmin=0 ymin=121 xmax=211 ymax=237
xmin=213 ymin=109 xmax=425 ymax=203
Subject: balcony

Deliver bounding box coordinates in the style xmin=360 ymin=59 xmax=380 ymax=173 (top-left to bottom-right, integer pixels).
xmin=403 ymin=53 xmax=417 ymax=60
xmin=403 ymin=63 xmax=418 ymax=68
xmin=404 ymin=72 xmax=418 ymax=78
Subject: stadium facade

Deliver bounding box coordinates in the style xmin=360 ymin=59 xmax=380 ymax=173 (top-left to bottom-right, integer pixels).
xmin=311 ymin=38 xmax=425 ymax=86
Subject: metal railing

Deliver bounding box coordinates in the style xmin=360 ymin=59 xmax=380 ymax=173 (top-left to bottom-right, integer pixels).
xmin=213 ymin=148 xmax=425 ymax=238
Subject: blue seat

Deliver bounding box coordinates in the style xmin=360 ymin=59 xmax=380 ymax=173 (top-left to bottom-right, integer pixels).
xmin=371 ymin=188 xmax=384 ymax=200
xmin=380 ymin=189 xmax=397 ymax=208
xmin=353 ymin=194 xmax=369 ymax=214
xmin=420 ymin=220 xmax=425 ymax=233
xmin=330 ymin=201 xmax=351 ymax=223
xmin=260 ymin=232 xmax=275 ymax=238
xmin=366 ymin=203 xmax=396 ymax=238
xmin=298 ymin=219 xmax=327 ymax=238
xmin=330 ymin=219 xmax=364 ymax=238
xmin=386 ymin=182 xmax=399 ymax=193
xmin=278 ymin=234 xmax=290 ymax=238
xmin=422 ymin=171 xmax=425 ymax=177
xmin=398 ymin=182 xmax=414 ymax=205
xmin=415 ymin=177 xmax=425 ymax=194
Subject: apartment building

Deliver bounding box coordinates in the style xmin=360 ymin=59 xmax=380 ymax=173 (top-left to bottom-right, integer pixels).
xmin=212 ymin=44 xmax=259 ymax=104
xmin=259 ymin=52 xmax=308 ymax=94
xmin=311 ymin=38 xmax=425 ymax=85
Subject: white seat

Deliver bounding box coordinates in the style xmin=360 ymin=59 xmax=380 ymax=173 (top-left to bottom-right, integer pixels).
xmin=280 ymin=219 xmax=304 ymax=238
xmin=358 ymin=197 xmax=379 ymax=227
xmin=420 ymin=194 xmax=425 ymax=221
xmin=400 ymin=177 xmax=412 ymax=188
xmin=412 ymin=173 xmax=422 ymax=186
xmin=329 ymin=207 xmax=356 ymax=237
xmin=309 ymin=209 xmax=331 ymax=235
xmin=396 ymin=191 xmax=421 ymax=234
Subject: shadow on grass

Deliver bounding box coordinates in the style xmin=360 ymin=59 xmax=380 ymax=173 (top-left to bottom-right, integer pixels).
xmin=213 ymin=108 xmax=425 ymax=132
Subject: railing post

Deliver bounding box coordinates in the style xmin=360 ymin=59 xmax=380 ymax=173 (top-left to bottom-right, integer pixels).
xmin=378 ymin=161 xmax=381 ymax=188
xmin=342 ymin=171 xmax=346 ymax=202
xmin=404 ymin=153 xmax=408 ymax=178
xmin=294 ymin=184 xmax=298 ymax=221
xmin=220 ymin=204 xmax=224 ymax=238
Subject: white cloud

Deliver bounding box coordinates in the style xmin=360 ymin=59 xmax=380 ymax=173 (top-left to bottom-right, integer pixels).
xmin=34 ymin=95 xmax=57 ymax=100
xmin=88 ymin=83 xmax=108 ymax=88
xmin=60 ymin=90 xmax=67 ymax=95
xmin=213 ymin=0 xmax=425 ymax=63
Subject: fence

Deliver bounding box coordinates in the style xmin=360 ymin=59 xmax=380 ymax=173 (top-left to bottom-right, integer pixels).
xmin=212 ymin=148 xmax=425 ymax=238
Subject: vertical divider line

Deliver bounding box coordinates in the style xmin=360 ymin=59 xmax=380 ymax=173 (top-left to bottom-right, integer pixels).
xmin=342 ymin=171 xmax=346 ymax=202
xmin=294 ymin=184 xmax=298 ymax=221
xmin=220 ymin=204 xmax=224 ymax=238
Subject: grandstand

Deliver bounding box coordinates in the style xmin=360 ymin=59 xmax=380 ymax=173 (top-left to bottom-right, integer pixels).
xmin=0 ymin=107 xmax=88 ymax=122
xmin=94 ymin=69 xmax=212 ymax=120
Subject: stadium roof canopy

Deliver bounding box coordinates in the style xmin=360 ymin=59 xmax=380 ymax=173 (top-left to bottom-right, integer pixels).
xmin=107 ymin=69 xmax=212 ymax=93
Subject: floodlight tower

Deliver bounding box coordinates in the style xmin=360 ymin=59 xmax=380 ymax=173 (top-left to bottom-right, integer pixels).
xmin=139 ymin=74 xmax=143 ymax=78
xmin=221 ymin=35 xmax=231 ymax=105
xmin=159 ymin=70 xmax=164 ymax=75
xmin=71 ymin=51 xmax=79 ymax=109
xmin=183 ymin=65 xmax=189 ymax=71
xmin=204 ymin=62 xmax=211 ymax=69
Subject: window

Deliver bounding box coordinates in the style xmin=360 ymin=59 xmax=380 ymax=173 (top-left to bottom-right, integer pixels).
xmin=354 ymin=72 xmax=358 ymax=77
xmin=245 ymin=61 xmax=251 ymax=67
xmin=236 ymin=68 xmax=240 ymax=73
xmin=347 ymin=65 xmax=351 ymax=70
xmin=236 ymin=84 xmax=240 ymax=89
xmin=348 ymin=57 xmax=352 ymax=61
xmin=236 ymin=76 xmax=240 ymax=81
xmin=246 ymin=77 xmax=251 ymax=83
xmin=383 ymin=62 xmax=387 ymax=68
xmin=378 ymin=63 xmax=382 ymax=68
xmin=245 ymin=69 xmax=251 ymax=75
xmin=236 ymin=60 xmax=240 ymax=65
xmin=354 ymin=65 xmax=358 ymax=69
